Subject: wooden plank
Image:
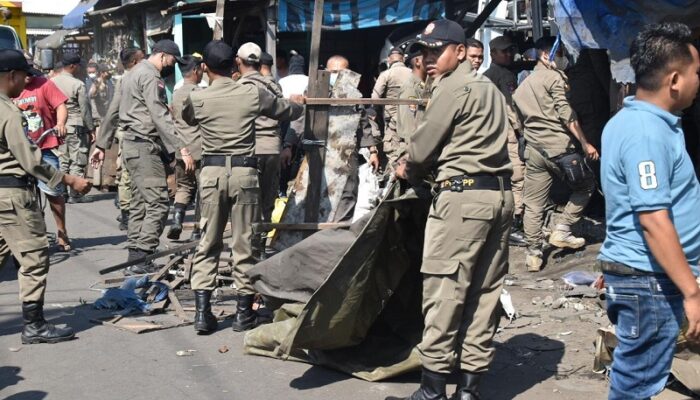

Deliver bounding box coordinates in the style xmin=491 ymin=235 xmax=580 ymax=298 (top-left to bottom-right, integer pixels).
xmin=255 ymin=222 xmax=351 ymax=231
xmin=307 ymin=0 xmax=325 ymax=82
xmin=305 ymin=98 xmax=425 ymax=106
xmin=213 ymin=0 xmax=226 ymax=40
xmin=167 ymin=290 xmax=190 ymax=322
xmin=304 ymin=70 xmax=331 ymax=224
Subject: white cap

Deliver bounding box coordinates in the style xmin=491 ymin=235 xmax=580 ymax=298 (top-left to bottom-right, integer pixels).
xmin=237 ymin=42 xmax=262 ymax=64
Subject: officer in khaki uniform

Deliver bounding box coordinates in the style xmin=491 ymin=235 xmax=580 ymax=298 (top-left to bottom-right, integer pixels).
xmin=483 ymin=36 xmax=527 ymax=246
xmin=396 ymin=53 xmax=427 ymax=146
xmin=182 ymin=41 xmax=303 ymax=334
xmin=52 ymin=53 xmax=95 ymax=203
xmin=0 ymin=49 xmax=91 ymax=344
xmin=512 ymin=37 xmax=598 ymax=272
xmin=92 ymin=48 xmax=145 ymax=231
xmin=372 ymin=47 xmax=413 ymax=165
xmin=236 ymin=42 xmax=285 ymax=224
xmin=92 ymin=40 xmax=194 ymax=273
xmin=390 ymin=20 xmax=513 ymax=400
xmin=167 ymin=55 xmax=204 ymax=241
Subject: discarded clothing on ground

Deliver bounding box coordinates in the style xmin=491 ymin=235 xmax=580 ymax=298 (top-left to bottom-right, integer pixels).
xmin=94 ymin=276 xmax=168 ymax=315
xmin=244 ymin=182 xmax=430 ymax=381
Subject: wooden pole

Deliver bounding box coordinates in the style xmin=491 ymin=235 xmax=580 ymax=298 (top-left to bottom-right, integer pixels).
xmin=213 ymin=0 xmax=226 ymax=40
xmin=303 ymin=0 xmax=326 ymax=224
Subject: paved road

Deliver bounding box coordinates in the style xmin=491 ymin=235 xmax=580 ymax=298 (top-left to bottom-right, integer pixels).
xmin=0 ymin=192 xmax=616 ymax=400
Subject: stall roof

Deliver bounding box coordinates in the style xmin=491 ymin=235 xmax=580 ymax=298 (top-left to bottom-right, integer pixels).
xmin=35 ymin=29 xmax=78 ymax=49
xmin=62 ymin=0 xmax=99 ymax=29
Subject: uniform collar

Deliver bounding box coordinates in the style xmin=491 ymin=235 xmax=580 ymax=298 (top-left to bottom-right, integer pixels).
xmin=241 ymin=70 xmax=261 ymax=78
xmin=60 ymin=70 xmax=74 ymax=78
xmin=533 ymin=62 xmax=549 ymax=71
xmin=210 ymin=76 xmax=234 ymax=87
xmin=143 ymin=60 xmax=159 ymax=76
xmin=623 ymin=96 xmax=682 ymax=129
xmin=388 ymin=61 xmax=404 ymax=69
xmin=0 ymin=92 xmax=10 ymax=103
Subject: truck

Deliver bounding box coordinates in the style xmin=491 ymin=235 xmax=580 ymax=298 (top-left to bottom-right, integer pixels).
xmin=0 ymin=1 xmax=25 ymax=50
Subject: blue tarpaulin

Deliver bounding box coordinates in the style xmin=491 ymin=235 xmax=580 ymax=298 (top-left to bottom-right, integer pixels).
xmin=278 ymin=0 xmax=444 ymax=32
xmin=62 ymin=0 xmax=99 ymax=30
xmin=554 ymin=0 xmax=700 ymax=83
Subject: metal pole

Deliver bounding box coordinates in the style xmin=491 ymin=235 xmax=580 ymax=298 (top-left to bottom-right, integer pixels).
xmin=531 ymin=0 xmax=544 ymax=40
xmin=266 ymin=2 xmax=278 ymax=77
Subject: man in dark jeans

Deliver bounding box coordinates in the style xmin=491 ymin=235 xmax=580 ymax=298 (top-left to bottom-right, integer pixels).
xmin=599 ymin=22 xmax=700 ymax=400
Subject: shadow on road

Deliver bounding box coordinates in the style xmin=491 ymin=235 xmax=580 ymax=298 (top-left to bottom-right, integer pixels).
xmin=4 ymin=391 xmax=48 ymax=400
xmin=481 ymin=333 xmax=566 ymax=400
xmin=289 ymin=365 xmax=351 ymax=390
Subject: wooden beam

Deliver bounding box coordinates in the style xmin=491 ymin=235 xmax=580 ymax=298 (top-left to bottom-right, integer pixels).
xmin=213 ymin=0 xmax=226 ymax=40
xmin=307 ymin=0 xmax=324 ymax=81
xmin=255 ymin=222 xmax=352 ymax=231
xmin=305 ymin=98 xmax=426 ymax=106
xmin=304 ymin=70 xmax=330 ymax=224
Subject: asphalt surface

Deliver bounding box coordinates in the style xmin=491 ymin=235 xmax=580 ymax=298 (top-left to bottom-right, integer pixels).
xmin=0 ymin=191 xmax=624 ymax=400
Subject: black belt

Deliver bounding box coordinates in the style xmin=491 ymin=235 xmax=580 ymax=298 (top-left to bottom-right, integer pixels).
xmin=0 ymin=175 xmax=31 ymax=188
xmin=598 ymin=261 xmax=663 ymax=276
xmin=202 ymin=155 xmax=258 ymax=168
xmin=438 ymin=175 xmax=511 ymax=192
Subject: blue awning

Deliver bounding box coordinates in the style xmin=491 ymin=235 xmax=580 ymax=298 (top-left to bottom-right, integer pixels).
xmin=63 ymin=0 xmax=99 ymax=29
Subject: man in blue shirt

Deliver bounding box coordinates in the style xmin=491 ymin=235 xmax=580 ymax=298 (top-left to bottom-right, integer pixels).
xmin=599 ymin=22 xmax=700 ymax=400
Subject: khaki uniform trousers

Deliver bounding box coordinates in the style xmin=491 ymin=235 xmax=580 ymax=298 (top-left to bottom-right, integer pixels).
xmin=257 ymin=154 xmax=280 ymax=222
xmin=418 ymin=187 xmax=514 ymax=374
xmin=507 ymin=136 xmax=525 ymax=216
xmin=122 ymin=139 xmax=169 ymax=253
xmin=174 ymin=159 xmax=201 ymax=207
xmin=0 ymin=187 xmax=51 ymax=302
xmin=522 ymin=147 xmax=595 ymax=249
xmin=190 ymin=165 xmax=260 ymax=294
xmin=59 ymin=128 xmax=89 ymax=179
xmin=383 ymin=126 xmax=407 ymax=167
xmin=115 ymin=130 xmax=132 ymax=211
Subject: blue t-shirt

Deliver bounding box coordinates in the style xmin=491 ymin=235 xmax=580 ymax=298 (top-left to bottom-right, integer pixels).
xmin=599 ymin=97 xmax=700 ymax=275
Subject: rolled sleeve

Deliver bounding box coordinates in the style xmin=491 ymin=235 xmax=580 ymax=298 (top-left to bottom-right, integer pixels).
xmin=621 ymin=134 xmax=672 ymax=211
xmin=548 ymin=75 xmax=576 ymax=125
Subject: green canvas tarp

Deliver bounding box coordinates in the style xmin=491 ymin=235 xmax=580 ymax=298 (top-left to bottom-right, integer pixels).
xmin=244 ymin=183 xmax=431 ymax=381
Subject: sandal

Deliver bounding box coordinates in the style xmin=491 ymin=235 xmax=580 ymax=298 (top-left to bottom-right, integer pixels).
xmin=56 ymin=231 xmax=72 ymax=252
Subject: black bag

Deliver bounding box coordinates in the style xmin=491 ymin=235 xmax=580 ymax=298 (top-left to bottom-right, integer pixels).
xmin=553 ymin=151 xmax=592 ymax=184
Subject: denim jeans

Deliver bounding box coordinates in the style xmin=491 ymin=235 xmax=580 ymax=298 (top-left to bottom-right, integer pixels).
xmin=604 ymin=272 xmax=685 ymax=400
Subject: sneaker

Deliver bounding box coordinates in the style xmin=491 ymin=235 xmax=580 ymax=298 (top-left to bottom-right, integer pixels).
xmin=526 ymin=248 xmax=543 ymax=272
xmin=549 ymin=225 xmax=585 ymax=249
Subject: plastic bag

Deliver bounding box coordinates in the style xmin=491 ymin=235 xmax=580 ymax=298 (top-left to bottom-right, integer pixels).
xmin=352 ymin=149 xmax=381 ymax=222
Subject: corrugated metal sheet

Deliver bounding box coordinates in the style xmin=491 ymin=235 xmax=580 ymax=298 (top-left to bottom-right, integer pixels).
xmin=18 ymin=0 xmax=80 ymax=16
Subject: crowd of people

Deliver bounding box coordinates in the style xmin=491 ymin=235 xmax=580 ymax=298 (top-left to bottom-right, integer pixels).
xmin=0 ymin=17 xmax=699 ymax=400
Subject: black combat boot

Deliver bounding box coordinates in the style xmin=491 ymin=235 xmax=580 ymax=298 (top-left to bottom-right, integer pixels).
xmin=189 ymin=228 xmax=201 ymax=241
xmin=167 ymin=206 xmax=185 ymax=240
xmin=118 ymin=210 xmax=129 ymax=231
xmin=124 ymin=249 xmax=156 ymax=275
xmin=231 ymin=294 xmax=257 ymax=332
xmin=450 ymin=372 xmax=481 ymax=400
xmin=21 ymin=301 xmax=75 ymax=344
xmin=385 ymin=368 xmax=449 ymax=400
xmin=193 ymin=290 xmax=218 ymax=334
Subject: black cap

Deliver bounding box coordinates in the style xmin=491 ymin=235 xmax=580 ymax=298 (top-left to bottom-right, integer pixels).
xmin=260 ymin=51 xmax=273 ymax=66
xmin=0 ymin=49 xmax=42 ymax=76
xmin=389 ymin=46 xmax=404 ymax=56
xmin=152 ymin=39 xmax=184 ymax=63
xmin=410 ymin=20 xmax=465 ymax=52
xmin=489 ymin=36 xmax=516 ymax=51
xmin=203 ymin=40 xmax=234 ymax=74
xmin=62 ymin=52 xmax=81 ymax=66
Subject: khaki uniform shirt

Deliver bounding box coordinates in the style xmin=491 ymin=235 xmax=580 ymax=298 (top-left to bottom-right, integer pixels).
xmin=396 ymin=74 xmax=427 ymax=141
xmin=182 ymin=77 xmax=303 ymax=157
xmin=172 ymin=82 xmax=203 ymax=160
xmin=512 ymin=63 xmax=577 ymax=157
xmin=52 ymin=71 xmax=94 ymax=131
xmin=118 ymin=60 xmax=183 ymax=153
xmin=372 ymin=61 xmax=413 ymax=131
xmin=94 ymin=74 xmax=124 ymax=150
xmin=0 ymin=93 xmax=64 ymax=188
xmin=238 ymin=71 xmax=285 ymax=155
xmin=406 ymin=62 xmax=512 ymax=184
xmin=89 ymin=77 xmax=114 ymax=121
